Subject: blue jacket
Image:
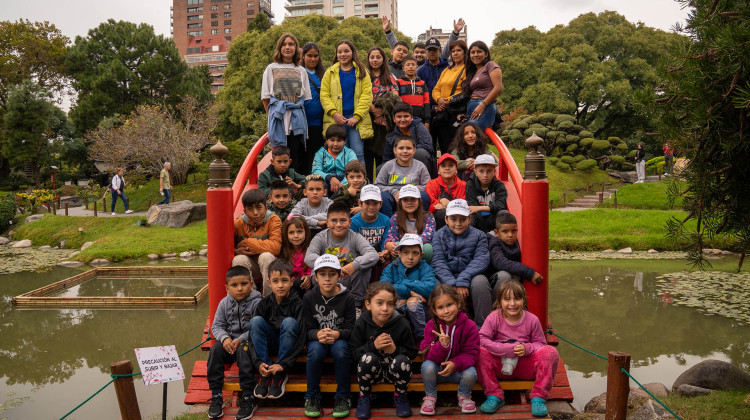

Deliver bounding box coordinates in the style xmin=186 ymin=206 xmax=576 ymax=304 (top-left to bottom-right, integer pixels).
xmin=432 ymin=225 xmax=490 ymax=288
xmin=312 ymin=146 xmax=357 ymax=184
xmin=417 ymin=58 xmax=449 ymax=106
xmin=383 ymin=117 xmax=434 ymax=162
xmin=267 ymin=96 xmax=308 ymax=148
xmin=380 ymin=258 xmax=436 ymax=300
xmin=487 ymin=232 xmax=535 ymax=280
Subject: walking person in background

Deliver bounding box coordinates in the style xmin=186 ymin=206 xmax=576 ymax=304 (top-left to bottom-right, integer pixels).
xmin=110 ymin=168 xmax=133 ymax=215
xmin=158 ymin=162 xmax=172 ymax=205
xmin=663 ymin=141 xmax=674 ymax=176
xmin=635 ymin=144 xmax=646 ymax=183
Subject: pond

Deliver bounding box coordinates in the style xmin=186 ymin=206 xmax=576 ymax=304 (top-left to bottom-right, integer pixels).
xmin=0 ymin=257 xmax=748 ymax=418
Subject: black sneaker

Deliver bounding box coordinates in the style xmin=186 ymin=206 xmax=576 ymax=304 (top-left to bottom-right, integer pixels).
xmin=254 ymin=375 xmax=271 ymax=399
xmin=208 ymin=394 xmax=224 ymax=419
xmin=267 ymin=371 xmax=288 ymax=399
xmin=333 ymin=397 xmax=351 ymax=418
xmin=394 ymin=393 xmax=412 ymax=417
xmin=355 ymin=394 xmax=371 ymax=419
xmin=305 ymin=397 xmax=322 ymax=417
xmin=236 ymin=395 xmax=257 ymax=420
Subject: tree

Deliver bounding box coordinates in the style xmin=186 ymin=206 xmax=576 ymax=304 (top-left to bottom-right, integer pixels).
xmin=1 ymin=81 xmax=56 ymax=186
xmin=491 ymin=12 xmax=684 ymax=142
xmin=217 ymin=14 xmax=410 ymax=140
xmin=65 ymin=19 xmax=211 ymax=134
xmin=655 ymin=1 xmax=750 ymax=269
xmin=247 ymin=12 xmax=273 ymax=34
xmin=86 ymin=97 xmax=219 ymax=185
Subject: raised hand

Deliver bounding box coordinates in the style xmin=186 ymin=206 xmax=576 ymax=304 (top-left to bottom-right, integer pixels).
xmin=382 ymin=16 xmax=391 ymax=32
xmin=453 ymin=18 xmax=465 ymax=34
xmin=431 ymin=324 xmax=450 ymax=348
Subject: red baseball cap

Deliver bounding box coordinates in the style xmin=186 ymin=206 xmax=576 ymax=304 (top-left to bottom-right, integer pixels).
xmin=437 ymin=154 xmax=458 ymax=166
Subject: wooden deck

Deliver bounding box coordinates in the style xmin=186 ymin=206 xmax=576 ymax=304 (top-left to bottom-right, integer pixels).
xmin=203 ymin=405 xmax=552 ymax=419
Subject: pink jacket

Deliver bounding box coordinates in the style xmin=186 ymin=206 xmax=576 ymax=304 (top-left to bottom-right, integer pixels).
xmin=479 ymin=310 xmax=546 ymax=358
xmin=419 ymin=311 xmax=479 ymax=372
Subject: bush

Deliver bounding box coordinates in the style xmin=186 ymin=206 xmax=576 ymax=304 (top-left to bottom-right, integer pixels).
xmin=560 ymin=155 xmax=575 ymax=165
xmin=557 ymin=120 xmax=574 ymax=129
xmin=574 ymin=155 xmax=586 ymax=163
xmin=576 ymin=159 xmax=598 ymax=171
xmin=608 ymin=136 xmax=622 ymax=145
xmin=610 ymin=155 xmax=625 ymax=165
xmin=565 ymin=134 xmax=580 ymax=144
xmin=548 ymin=157 xmax=559 ymax=165
xmin=538 ymin=113 xmax=556 ymax=124
xmin=591 ymin=140 xmax=611 ymax=150
xmin=566 ymin=144 xmax=578 ymax=153
xmin=579 ymin=138 xmax=595 ymax=148
xmin=0 ymin=193 xmax=17 ymax=231
xmin=554 ymin=114 xmax=576 ymax=126
xmin=555 ymin=161 xmax=572 ymax=172
xmin=579 ymin=130 xmax=593 ymax=138
xmin=621 ymin=162 xmax=635 ymax=170
xmin=60 ymin=184 xmax=79 ymax=197
xmin=616 ymin=143 xmax=628 ymax=151
xmin=512 ymin=120 xmax=529 ymax=130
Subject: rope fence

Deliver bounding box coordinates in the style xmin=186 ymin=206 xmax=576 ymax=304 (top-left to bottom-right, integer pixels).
xmin=546 ymin=329 xmax=682 ymax=420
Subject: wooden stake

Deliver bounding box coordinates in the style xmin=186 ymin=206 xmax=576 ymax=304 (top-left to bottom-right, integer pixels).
xmin=148 ymin=199 xmax=152 ymax=209
xmin=111 ymin=360 xmax=142 ymax=420
xmin=65 ymin=203 xmax=69 ymax=216
xmin=614 ymin=191 xmax=618 ymax=209
xmin=85 ymin=197 xmax=88 ymax=210
xmin=605 ymin=351 xmax=631 ymax=420
xmin=103 ymin=196 xmax=107 ymax=212
xmin=94 ymin=201 xmax=97 ymax=217
xmin=549 ymin=199 xmax=553 ymax=211
xmin=598 ymin=192 xmax=603 ymax=204
xmin=586 ymin=180 xmax=590 ymax=192
xmin=52 ymin=203 xmax=56 ymax=215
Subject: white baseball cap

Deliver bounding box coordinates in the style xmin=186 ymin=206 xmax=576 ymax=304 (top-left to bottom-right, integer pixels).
xmin=445 ymin=199 xmax=470 ymax=217
xmin=313 ymin=254 xmax=341 ymax=273
xmin=399 ymin=184 xmax=421 ymax=199
xmin=360 ymin=184 xmax=382 ymax=202
xmin=394 ymin=233 xmax=423 ymax=251
xmin=474 ymin=154 xmax=498 ymax=167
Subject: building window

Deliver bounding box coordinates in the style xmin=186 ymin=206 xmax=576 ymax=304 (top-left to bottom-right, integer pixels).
xmin=186 ymin=47 xmax=201 ymax=54
xmin=211 ymin=29 xmax=219 ymax=34
xmin=187 ymin=7 xmax=203 ymax=12
xmin=247 ymin=2 xmax=255 ymax=7
xmin=224 ymin=28 xmax=232 ymax=33
xmin=225 ymin=36 xmax=231 ymax=42
xmin=332 ymin=6 xmax=344 ymax=15
xmin=211 ymin=5 xmax=218 ymax=10
xmin=187 ymin=30 xmax=203 ymax=36
xmin=364 ymin=5 xmax=378 ymax=12
xmin=333 ymin=0 xmax=344 ymax=3
xmin=224 ymin=12 xmax=231 ymax=17
xmin=187 ymin=14 xmax=203 ymax=20
xmin=248 ymin=9 xmax=256 ymax=15
xmin=187 ymin=0 xmax=202 ymax=4
xmin=224 ymin=3 xmax=231 ymax=9
xmin=224 ymin=19 xmax=232 ymax=25
xmin=187 ymin=23 xmax=203 ymax=28
xmin=211 ymin=21 xmax=218 ymax=26
xmin=211 ymin=13 xmax=218 ymax=18
xmin=354 ymin=5 xmax=361 ymax=12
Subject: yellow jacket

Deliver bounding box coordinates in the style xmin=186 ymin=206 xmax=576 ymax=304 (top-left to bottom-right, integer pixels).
xmin=432 ymin=64 xmax=466 ymax=100
xmin=320 ymin=62 xmax=374 ymax=139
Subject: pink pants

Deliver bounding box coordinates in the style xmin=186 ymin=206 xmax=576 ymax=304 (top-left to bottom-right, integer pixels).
xmin=476 ymin=345 xmax=559 ymax=400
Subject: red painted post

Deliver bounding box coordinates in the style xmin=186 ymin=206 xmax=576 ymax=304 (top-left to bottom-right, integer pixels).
xmin=496 ymin=157 xmax=508 ymax=182
xmin=206 ymin=141 xmax=235 ymax=328
xmin=520 ymin=133 xmax=549 ymax=330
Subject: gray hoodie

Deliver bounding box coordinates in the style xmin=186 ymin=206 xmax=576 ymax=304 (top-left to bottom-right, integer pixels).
xmin=211 ymin=290 xmax=261 ymax=344
xmin=290 ymin=197 xmax=333 ymax=230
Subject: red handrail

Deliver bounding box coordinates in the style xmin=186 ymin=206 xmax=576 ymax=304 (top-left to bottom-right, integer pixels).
xmin=232 ymin=133 xmax=269 ymax=210
xmin=485 ymin=128 xmax=523 ymax=201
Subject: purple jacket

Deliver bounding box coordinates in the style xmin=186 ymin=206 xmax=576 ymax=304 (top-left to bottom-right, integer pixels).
xmin=419 ymin=311 xmax=479 ymax=372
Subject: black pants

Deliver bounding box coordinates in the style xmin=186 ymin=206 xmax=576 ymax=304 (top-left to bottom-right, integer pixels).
xmin=305 ymin=126 xmax=324 ymax=174
xmin=287 ymin=133 xmax=308 ymax=176
xmin=207 ymin=340 xmax=255 ymax=393
xmin=356 ymin=352 xmax=412 ymax=395
xmin=471 ymin=212 xmax=495 ymax=233
xmin=431 ymin=117 xmax=460 ymax=155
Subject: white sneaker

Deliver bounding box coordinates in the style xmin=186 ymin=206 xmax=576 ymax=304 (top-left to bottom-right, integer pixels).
xmin=111 ymin=212 xmax=116 ymax=216
xmin=125 ymin=210 xmax=133 ymax=214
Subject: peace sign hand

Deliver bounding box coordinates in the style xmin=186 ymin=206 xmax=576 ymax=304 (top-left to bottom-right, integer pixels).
xmin=431 ymin=324 xmax=450 ymax=348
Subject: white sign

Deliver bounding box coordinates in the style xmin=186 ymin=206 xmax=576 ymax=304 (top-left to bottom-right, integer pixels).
xmin=134 ymin=345 xmax=185 ymax=386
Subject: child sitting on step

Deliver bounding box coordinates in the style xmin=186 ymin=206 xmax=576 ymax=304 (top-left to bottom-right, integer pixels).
xmin=477 ymin=280 xmax=559 ymax=417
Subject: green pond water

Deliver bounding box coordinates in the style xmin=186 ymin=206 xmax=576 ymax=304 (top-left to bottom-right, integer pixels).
xmin=0 ymin=258 xmax=748 ymax=418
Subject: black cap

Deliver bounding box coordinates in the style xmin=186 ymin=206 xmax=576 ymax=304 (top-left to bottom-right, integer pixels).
xmin=425 ymin=37 xmax=441 ymax=50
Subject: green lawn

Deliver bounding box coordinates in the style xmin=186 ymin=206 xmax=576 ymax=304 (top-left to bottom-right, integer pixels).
xmin=89 ymin=173 xmax=209 ymax=213
xmin=659 ymin=390 xmax=750 ymax=420
xmin=600 ymin=179 xmax=685 ymax=210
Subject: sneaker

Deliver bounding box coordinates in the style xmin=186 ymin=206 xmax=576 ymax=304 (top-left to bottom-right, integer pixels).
xmin=530 ymin=398 xmax=548 ymax=417
xmin=394 ymin=393 xmax=411 ymax=417
xmin=419 ymin=396 xmax=436 ymax=415
xmin=254 ymin=375 xmax=271 ymax=399
xmin=305 ymin=397 xmax=322 ymax=418
xmin=267 ymin=371 xmax=288 ymax=399
xmin=458 ymin=394 xmax=476 ymax=414
xmin=480 ymin=396 xmax=505 ymax=414
xmin=111 ymin=212 xmax=116 ymax=216
xmin=208 ymin=394 xmax=224 ymax=419
xmin=125 ymin=209 xmax=133 ymax=214
xmin=355 ymin=394 xmax=371 ymax=419
xmin=332 ymin=397 xmax=351 ymax=418
xmin=236 ymin=395 xmax=257 ymax=420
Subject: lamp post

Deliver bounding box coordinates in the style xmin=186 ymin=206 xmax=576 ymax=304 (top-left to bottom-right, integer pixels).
xmin=50 ymin=166 xmax=58 ymax=197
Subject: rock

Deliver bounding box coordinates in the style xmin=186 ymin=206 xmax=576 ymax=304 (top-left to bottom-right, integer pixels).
xmin=201 ymin=244 xmax=208 ymax=248
xmin=702 ymin=248 xmax=722 ymax=255
xmin=35 ymin=205 xmax=48 ymax=213
xmin=675 ymin=384 xmax=712 ymax=397
xmin=559 ymin=250 xmax=568 ymax=254
xmin=146 ymin=200 xmax=207 ymax=228
xmin=161 ymin=252 xmax=177 ymax=258
xmin=8 ymin=241 xmax=17 ymax=246
xmin=147 ymin=253 xmax=160 ymax=260
xmin=583 ymin=388 xmax=649 ymax=414
xmin=0 ymin=236 xmax=9 ymax=245
xmin=199 ymin=249 xmax=208 ymax=257
xmin=607 ymin=171 xmax=638 ymax=184
xmin=38 ymin=245 xmax=52 ymax=250
xmin=546 ymin=401 xmax=578 ymax=419
xmin=59 ymin=195 xmax=84 ymax=208
xmin=618 ymin=247 xmax=633 ymax=254
xmin=11 ymin=239 xmax=32 ymax=248
xmin=80 ymin=241 xmax=94 ymax=251
xmin=57 ymin=261 xmax=84 ymax=267
xmin=647 ymin=249 xmax=659 ymax=254
xmin=89 ymin=258 xmax=110 ymax=266
xmin=602 ymin=249 xmax=615 ymax=254
xmin=549 ymin=250 xmax=556 ymax=253
xmin=25 ymin=214 xmax=45 ymax=223
xmin=672 ymin=359 xmax=750 ymax=391
xmin=69 ymin=251 xmax=80 ymax=257
xmin=628 ymin=399 xmax=671 ymax=420
xmin=643 ymin=382 xmax=669 ymax=398
xmin=59 ymin=240 xmax=66 ymax=249
xmin=721 ymin=250 xmax=732 ymax=255
xmin=179 ymin=251 xmax=196 ymax=258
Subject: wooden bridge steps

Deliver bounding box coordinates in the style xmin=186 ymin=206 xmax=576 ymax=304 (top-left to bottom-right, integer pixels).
xmin=206 ymin=405 xmax=551 ymax=419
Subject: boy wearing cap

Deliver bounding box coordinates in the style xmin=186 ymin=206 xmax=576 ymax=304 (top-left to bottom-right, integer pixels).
xmin=426 ymin=153 xmax=466 ymax=229
xmin=466 ymin=154 xmax=508 ymax=233
xmin=350 ymin=184 xmax=392 ymax=284
xmin=380 ymin=234 xmax=436 ymax=340
xmin=303 ymin=255 xmax=356 ymax=418
xmin=305 ymin=202 xmax=379 ymax=310
xmin=432 ymin=199 xmax=490 ymax=326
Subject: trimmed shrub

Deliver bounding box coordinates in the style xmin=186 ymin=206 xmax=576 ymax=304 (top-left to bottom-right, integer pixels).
xmin=627 ymin=150 xmax=637 ymax=158
xmin=579 ymin=138 xmax=595 ymax=148
xmin=565 ymin=134 xmax=580 ymax=143
xmin=571 ymin=124 xmax=585 ymax=132
xmin=573 ymin=154 xmax=586 ymax=163
xmin=548 ymin=157 xmax=560 ymax=165
xmin=616 ymin=143 xmax=628 ymax=151
xmin=522 ymin=116 xmax=537 ymax=125
xmin=591 ymin=140 xmax=611 ymax=150
xmin=554 ymin=114 xmax=576 ymax=126
xmin=576 ymin=159 xmax=598 ymax=171
xmin=560 ymin=155 xmax=575 ymax=165
xmin=0 ymin=192 xmax=16 ymax=231
xmin=621 ymin=162 xmax=635 ymax=171
xmin=513 ymin=120 xmax=529 ymax=130
xmin=557 ymin=120 xmax=574 ymax=129
xmin=610 ymin=155 xmax=625 ymax=165
xmin=538 ymin=113 xmax=556 ymax=124
xmin=608 ymin=137 xmax=622 ymax=145
xmin=546 ymin=130 xmax=561 ymax=140
xmin=566 ymin=144 xmax=579 ymax=153
xmin=579 ymin=130 xmax=593 ymax=138
xmin=524 ymin=126 xmax=548 ymax=138
xmin=555 ymin=161 xmax=572 ymax=172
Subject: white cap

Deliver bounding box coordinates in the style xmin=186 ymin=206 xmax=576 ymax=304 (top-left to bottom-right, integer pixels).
xmin=474 ymin=154 xmax=498 ymax=167
xmin=394 ymin=233 xmax=423 ymax=251
xmin=445 ymin=199 xmax=470 ymax=216
xmin=360 ymin=184 xmax=382 ymax=202
xmin=313 ymin=254 xmax=341 ymax=273
xmin=399 ymin=184 xmax=421 ymax=199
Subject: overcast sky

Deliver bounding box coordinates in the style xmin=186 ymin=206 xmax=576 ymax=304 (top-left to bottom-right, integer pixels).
xmin=3 ymin=0 xmax=690 ymax=44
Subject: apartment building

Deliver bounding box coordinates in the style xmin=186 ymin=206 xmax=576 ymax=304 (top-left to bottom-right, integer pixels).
xmin=284 ymin=0 xmax=397 ymax=27
xmin=416 ymin=26 xmax=468 ymax=47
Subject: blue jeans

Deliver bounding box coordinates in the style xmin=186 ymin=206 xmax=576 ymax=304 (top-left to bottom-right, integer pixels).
xmin=158 ymin=188 xmax=171 ymax=205
xmin=421 ymin=360 xmax=477 ymax=397
xmin=345 ymin=123 xmax=365 ymax=163
xmin=248 ymin=316 xmax=299 ymax=366
xmin=306 ymin=340 xmax=351 ymax=399
xmin=111 ymin=190 xmax=129 ymax=212
xmin=379 ymin=190 xmax=431 ymax=217
xmin=397 ymin=301 xmax=427 ymax=340
xmin=466 ymin=98 xmax=497 ymax=131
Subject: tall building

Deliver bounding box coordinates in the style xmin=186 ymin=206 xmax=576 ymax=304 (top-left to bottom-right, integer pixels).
xmin=171 ymin=0 xmax=274 ymax=92
xmin=417 ymin=26 xmax=467 ymax=47
xmin=284 ymin=0 xmax=397 ymax=27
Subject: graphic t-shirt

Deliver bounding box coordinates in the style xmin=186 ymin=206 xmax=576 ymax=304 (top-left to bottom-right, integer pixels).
xmin=350 ymin=212 xmax=390 ymax=251
xmin=261 ymin=62 xmax=312 ymax=134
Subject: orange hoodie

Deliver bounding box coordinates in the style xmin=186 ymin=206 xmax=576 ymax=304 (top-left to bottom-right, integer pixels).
xmin=233 ymin=211 xmax=282 ymax=256
xmin=425 ymin=175 xmax=466 ymax=213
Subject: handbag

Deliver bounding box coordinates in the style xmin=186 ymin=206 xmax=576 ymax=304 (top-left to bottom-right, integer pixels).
xmin=435 ymin=67 xmax=467 ymax=120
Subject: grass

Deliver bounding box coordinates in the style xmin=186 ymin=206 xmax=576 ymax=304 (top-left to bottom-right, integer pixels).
xmin=88 ymin=173 xmax=209 ymax=213
xmin=659 ymin=390 xmax=750 ymax=420
xmin=13 ymin=215 xmax=207 ymax=262
xmin=600 ymin=179 xmax=686 ymax=210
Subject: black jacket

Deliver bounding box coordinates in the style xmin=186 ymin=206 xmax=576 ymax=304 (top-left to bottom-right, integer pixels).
xmin=349 ymin=310 xmax=417 ymax=362
xmin=466 ymin=173 xmax=508 ymax=214
xmin=486 ymin=232 xmax=535 ymax=280
xmin=303 ymin=284 xmax=356 ymax=342
xmin=249 ymin=292 xmax=305 ymax=372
